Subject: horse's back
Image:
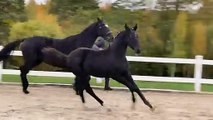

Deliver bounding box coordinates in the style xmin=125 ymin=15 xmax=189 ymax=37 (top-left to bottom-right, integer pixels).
xmin=19 ymin=36 xmax=54 ymax=60
xmin=72 ymin=48 xmax=113 ymax=76
xmin=20 ymin=36 xmax=53 ymax=50
xmin=67 ymin=47 xmax=93 ymax=62
xmin=65 ymin=48 xmax=90 ymax=75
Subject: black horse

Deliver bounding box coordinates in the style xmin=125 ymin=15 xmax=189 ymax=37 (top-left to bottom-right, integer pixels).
xmin=0 ymin=18 xmax=113 ymax=94
xmin=41 ymin=24 xmax=153 ymax=110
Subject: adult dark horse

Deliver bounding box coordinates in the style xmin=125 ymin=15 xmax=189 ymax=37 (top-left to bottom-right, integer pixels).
xmin=41 ymin=24 xmax=154 ymax=110
xmin=0 ymin=18 xmax=113 ymax=94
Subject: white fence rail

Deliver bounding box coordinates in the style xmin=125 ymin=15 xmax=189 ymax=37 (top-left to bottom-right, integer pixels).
xmin=0 ymin=46 xmax=213 ymax=92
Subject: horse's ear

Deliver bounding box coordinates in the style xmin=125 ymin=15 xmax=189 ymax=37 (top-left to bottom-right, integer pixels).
xmin=97 ymin=17 xmax=102 ymax=22
xmin=133 ymin=24 xmax=137 ymax=31
xmin=125 ymin=23 xmax=130 ymax=31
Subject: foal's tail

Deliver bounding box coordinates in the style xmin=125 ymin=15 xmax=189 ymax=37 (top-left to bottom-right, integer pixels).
xmin=41 ymin=47 xmax=68 ymax=68
xmin=0 ymin=39 xmax=24 ymax=61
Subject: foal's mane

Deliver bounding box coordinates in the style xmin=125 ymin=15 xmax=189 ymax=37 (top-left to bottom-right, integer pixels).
xmin=111 ymin=29 xmax=129 ymax=44
xmin=106 ymin=30 xmax=126 ymax=49
xmin=114 ymin=30 xmax=126 ymax=39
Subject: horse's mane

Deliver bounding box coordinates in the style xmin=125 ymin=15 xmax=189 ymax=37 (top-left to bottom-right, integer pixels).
xmin=80 ymin=21 xmax=98 ymax=34
xmin=64 ymin=21 xmax=98 ymax=40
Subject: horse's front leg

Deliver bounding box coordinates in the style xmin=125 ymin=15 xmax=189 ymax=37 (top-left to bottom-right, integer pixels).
xmin=124 ymin=73 xmax=154 ymax=110
xmin=112 ymin=74 xmax=153 ymax=110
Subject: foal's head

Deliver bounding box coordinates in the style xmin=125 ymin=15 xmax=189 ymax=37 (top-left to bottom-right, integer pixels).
xmin=124 ymin=24 xmax=141 ymax=54
xmin=96 ymin=18 xmax=113 ymax=42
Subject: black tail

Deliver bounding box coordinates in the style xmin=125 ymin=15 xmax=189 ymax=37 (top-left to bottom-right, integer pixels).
xmin=0 ymin=39 xmax=24 ymax=61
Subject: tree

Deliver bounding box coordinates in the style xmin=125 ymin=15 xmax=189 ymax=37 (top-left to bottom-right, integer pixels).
xmin=192 ymin=21 xmax=207 ymax=56
xmin=26 ymin=0 xmax=59 ymax=25
xmin=169 ymin=12 xmax=188 ymax=76
xmin=9 ymin=20 xmax=64 ymax=41
xmin=170 ymin=12 xmax=188 ymax=57
xmin=0 ymin=0 xmax=26 ymax=44
xmin=9 ymin=0 xmax=65 ymax=41
xmin=49 ymin=0 xmax=98 ymax=19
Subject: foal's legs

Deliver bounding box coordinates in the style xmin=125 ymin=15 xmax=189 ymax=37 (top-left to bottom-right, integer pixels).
xmin=85 ymin=84 xmax=104 ymax=106
xmin=77 ymin=78 xmax=85 ymax=103
xmin=125 ymin=74 xmax=153 ymax=109
xmin=112 ymin=74 xmax=153 ymax=109
xmin=84 ymin=76 xmax=103 ymax=106
xmin=73 ymin=77 xmax=80 ymax=95
xmin=77 ymin=76 xmax=104 ymax=106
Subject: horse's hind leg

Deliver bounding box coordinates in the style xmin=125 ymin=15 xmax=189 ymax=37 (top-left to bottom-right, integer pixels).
xmin=84 ymin=76 xmax=103 ymax=105
xmin=73 ymin=77 xmax=80 ymax=95
xmin=85 ymin=84 xmax=104 ymax=106
xmin=20 ymin=60 xmax=42 ymax=94
xmin=76 ymin=76 xmax=86 ymax=103
xmin=20 ymin=65 xmax=30 ymax=94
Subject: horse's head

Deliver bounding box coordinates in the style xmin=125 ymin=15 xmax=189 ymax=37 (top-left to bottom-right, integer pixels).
xmin=96 ymin=18 xmax=114 ymax=42
xmin=125 ymin=24 xmax=141 ymax=54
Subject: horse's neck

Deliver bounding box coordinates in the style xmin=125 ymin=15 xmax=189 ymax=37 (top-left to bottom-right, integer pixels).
xmin=61 ymin=22 xmax=98 ymax=43
xmin=81 ymin=30 xmax=97 ymax=46
xmin=77 ymin=24 xmax=98 ymax=47
xmin=65 ymin=28 xmax=98 ymax=46
xmin=110 ymin=35 xmax=128 ymax=58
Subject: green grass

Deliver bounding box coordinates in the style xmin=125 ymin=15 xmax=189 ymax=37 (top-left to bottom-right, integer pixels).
xmin=3 ymin=75 xmax=72 ymax=84
xmin=2 ymin=75 xmax=213 ymax=92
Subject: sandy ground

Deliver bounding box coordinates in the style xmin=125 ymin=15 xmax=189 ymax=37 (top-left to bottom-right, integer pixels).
xmin=0 ymin=84 xmax=213 ymax=120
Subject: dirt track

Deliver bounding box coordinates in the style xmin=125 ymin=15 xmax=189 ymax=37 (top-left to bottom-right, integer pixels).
xmin=0 ymin=84 xmax=213 ymax=120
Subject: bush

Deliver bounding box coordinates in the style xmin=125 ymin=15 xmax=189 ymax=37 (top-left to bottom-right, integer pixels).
xmin=8 ymin=20 xmax=65 ymax=42
xmin=6 ymin=20 xmax=65 ymax=70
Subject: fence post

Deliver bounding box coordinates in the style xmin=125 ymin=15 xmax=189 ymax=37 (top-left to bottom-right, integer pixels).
xmin=0 ymin=46 xmax=3 ymax=82
xmin=194 ymin=55 xmax=203 ymax=92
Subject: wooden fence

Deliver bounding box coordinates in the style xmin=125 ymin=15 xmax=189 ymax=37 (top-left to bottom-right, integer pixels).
xmin=1 ymin=46 xmax=213 ymax=92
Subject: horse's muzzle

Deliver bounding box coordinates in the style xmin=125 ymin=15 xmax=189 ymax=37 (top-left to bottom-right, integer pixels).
xmin=105 ymin=32 xmax=114 ymax=42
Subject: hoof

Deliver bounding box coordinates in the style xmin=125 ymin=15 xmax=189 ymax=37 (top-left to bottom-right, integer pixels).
xmin=75 ymin=91 xmax=79 ymax=95
xmin=150 ymin=106 xmax=156 ymax=112
xmin=100 ymin=101 xmax=104 ymax=106
xmin=23 ymin=89 xmax=30 ymax=94
xmin=104 ymin=87 xmax=113 ymax=91
xmin=132 ymin=98 xmax=136 ymax=103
